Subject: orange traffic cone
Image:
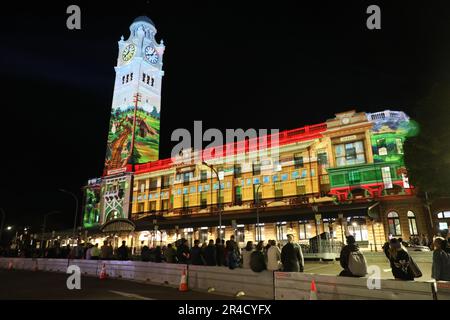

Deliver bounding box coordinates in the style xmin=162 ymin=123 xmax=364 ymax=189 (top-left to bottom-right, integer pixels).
xmin=7 ymin=261 xmax=13 ymax=270
xmin=179 ymin=267 xmax=188 ymax=292
xmin=99 ymin=264 xmax=107 ymax=280
xmin=309 ymin=279 xmax=318 ymax=300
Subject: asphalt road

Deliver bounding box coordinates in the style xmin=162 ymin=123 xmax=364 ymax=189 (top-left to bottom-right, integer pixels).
xmin=0 ymin=269 xmax=231 ymax=300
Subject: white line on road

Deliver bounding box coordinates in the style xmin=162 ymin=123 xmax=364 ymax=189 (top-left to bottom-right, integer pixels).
xmin=109 ymin=290 xmax=155 ymax=300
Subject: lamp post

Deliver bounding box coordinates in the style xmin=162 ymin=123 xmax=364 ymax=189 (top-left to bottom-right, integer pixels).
xmin=202 ymin=161 xmax=223 ymax=241
xmin=255 ymin=184 xmax=262 ymax=242
xmin=59 ymin=189 xmax=79 ymax=245
xmin=41 ymin=211 xmax=61 ymax=256
xmin=0 ymin=208 xmax=5 ymax=244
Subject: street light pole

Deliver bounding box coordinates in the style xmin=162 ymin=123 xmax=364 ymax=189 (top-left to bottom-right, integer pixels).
xmin=255 ymin=184 xmax=261 ymax=241
xmin=0 ymin=208 xmax=5 ymax=244
xmin=59 ymin=189 xmax=79 ymax=245
xmin=202 ymin=162 xmax=223 ymax=241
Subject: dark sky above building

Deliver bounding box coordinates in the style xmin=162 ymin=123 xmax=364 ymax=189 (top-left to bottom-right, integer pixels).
xmin=1 ymin=0 xmax=449 ymax=231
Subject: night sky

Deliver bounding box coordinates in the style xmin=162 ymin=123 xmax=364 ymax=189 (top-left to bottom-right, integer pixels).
xmin=1 ymin=1 xmax=449 ymax=233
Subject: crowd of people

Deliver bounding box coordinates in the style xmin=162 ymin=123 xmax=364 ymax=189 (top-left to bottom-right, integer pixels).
xmin=137 ymin=234 xmax=305 ymax=273
xmin=337 ymin=229 xmax=450 ymax=281
xmin=2 ymin=229 xmax=450 ymax=281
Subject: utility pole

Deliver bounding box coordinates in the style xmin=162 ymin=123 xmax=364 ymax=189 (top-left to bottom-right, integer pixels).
xmin=202 ymin=161 xmax=223 ymax=241
xmin=255 ymin=184 xmax=262 ymax=241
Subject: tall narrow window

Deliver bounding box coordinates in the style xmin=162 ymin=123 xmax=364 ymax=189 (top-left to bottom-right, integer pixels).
xmin=142 ymin=73 xmax=146 ymax=82
xmin=234 ymin=164 xmax=242 ymax=178
xmin=200 ymin=170 xmax=207 ymax=183
xmin=377 ymin=138 xmax=387 ymax=156
xmin=200 ymin=192 xmax=207 ymax=209
xmin=161 ymin=175 xmax=170 ymax=189
xmin=387 ymin=211 xmax=401 ymax=236
xmin=122 ymin=76 xmax=125 ymax=84
xmin=151 ymin=77 xmax=155 ymax=86
xmin=253 ymin=184 xmax=262 ymax=204
xmin=235 ymin=186 xmax=242 ymax=205
xmin=252 ymin=162 xmax=261 ymax=176
xmin=146 ymin=75 xmax=150 ymax=85
xmin=381 ymin=166 xmax=393 ymax=189
xmin=149 ymin=201 xmax=157 ymax=212
xmin=274 ymin=182 xmax=283 ymax=200
xmin=126 ymin=74 xmax=129 ymax=82
xmin=296 ymin=178 xmax=306 ymax=195
xmin=130 ymin=73 xmax=133 ymax=81
xmin=298 ymin=221 xmax=311 ymax=240
xmin=408 ymin=211 xmax=418 ymax=236
xmin=183 ymin=172 xmax=190 ymax=186
xmin=183 ymin=194 xmax=189 ymax=209
xmin=236 ymin=225 xmax=245 ymax=243
xmin=276 ymin=222 xmax=287 ymax=241
xmin=396 ymin=138 xmax=404 ymax=154
xmin=161 ymin=199 xmax=169 ymax=211
xmin=199 ymin=228 xmax=208 ymax=243
xmin=255 ymin=223 xmax=265 ymax=241
xmin=317 ymin=152 xmax=328 ymax=167
xmin=294 ymin=153 xmax=304 ymax=168
xmin=149 ymin=178 xmax=158 ymax=191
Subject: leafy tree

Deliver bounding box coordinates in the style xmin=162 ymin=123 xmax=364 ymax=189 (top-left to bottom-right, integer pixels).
xmin=404 ymin=83 xmax=450 ymax=198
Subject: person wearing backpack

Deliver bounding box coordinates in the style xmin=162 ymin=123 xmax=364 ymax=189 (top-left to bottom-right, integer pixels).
xmin=339 ymin=235 xmax=367 ymax=277
xmin=432 ymin=237 xmax=450 ymax=281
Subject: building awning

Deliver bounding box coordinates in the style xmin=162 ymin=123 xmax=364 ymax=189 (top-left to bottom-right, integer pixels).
xmin=100 ymin=218 xmax=136 ymax=233
xmin=133 ymin=201 xmax=377 ymax=230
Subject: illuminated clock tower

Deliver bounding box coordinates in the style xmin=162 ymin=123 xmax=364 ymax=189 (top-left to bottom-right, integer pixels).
xmin=104 ymin=16 xmax=165 ymax=173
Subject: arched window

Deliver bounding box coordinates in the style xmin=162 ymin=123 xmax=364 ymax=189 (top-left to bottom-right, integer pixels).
xmin=387 ymin=211 xmax=402 ymax=236
xmin=407 ymin=211 xmax=418 ymax=236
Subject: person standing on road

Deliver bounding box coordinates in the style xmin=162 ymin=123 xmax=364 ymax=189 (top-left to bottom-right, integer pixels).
xmin=90 ymin=243 xmax=100 ymax=260
xmin=339 ymin=235 xmax=367 ymax=277
xmin=164 ymin=243 xmax=177 ymax=263
xmin=190 ymin=240 xmax=204 ymax=265
xmin=215 ymin=238 xmax=225 ymax=266
xmin=267 ymin=240 xmax=282 ymax=271
xmin=383 ymin=238 xmax=415 ymax=280
xmin=432 ymin=237 xmax=450 ymax=281
xmin=281 ymin=234 xmax=304 ymax=272
xmin=117 ymin=241 xmax=129 ymax=261
xmin=203 ymin=239 xmax=217 ymax=266
xmin=241 ymin=241 xmax=254 ymax=269
xmin=100 ymin=241 xmax=112 ymax=260
xmin=85 ymin=243 xmax=93 ymax=260
xmin=177 ymin=238 xmax=190 ymax=264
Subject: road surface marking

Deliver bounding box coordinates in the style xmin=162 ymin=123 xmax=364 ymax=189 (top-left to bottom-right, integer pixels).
xmin=383 ymin=269 xmax=392 ymax=272
xmin=109 ymin=290 xmax=155 ymax=300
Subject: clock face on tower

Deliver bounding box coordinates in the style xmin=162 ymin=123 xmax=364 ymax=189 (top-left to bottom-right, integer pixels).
xmin=144 ymin=45 xmax=159 ymax=64
xmin=122 ymin=44 xmax=136 ymax=62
